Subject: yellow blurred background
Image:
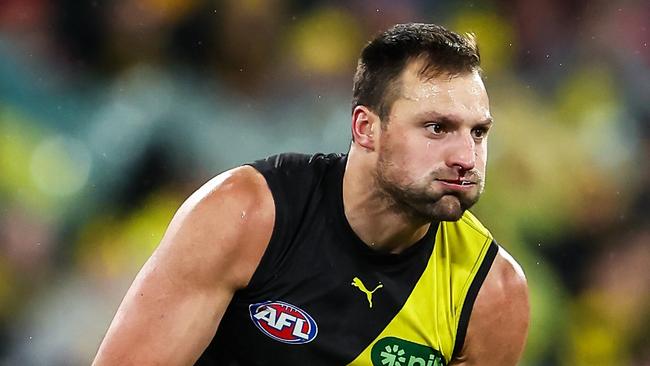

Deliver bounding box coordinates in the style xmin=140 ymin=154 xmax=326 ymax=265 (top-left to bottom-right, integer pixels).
xmin=0 ymin=0 xmax=648 ymax=365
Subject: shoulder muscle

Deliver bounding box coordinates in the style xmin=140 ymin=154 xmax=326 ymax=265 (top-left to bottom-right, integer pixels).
xmin=165 ymin=165 xmax=275 ymax=289
xmin=93 ymin=165 xmax=274 ymax=365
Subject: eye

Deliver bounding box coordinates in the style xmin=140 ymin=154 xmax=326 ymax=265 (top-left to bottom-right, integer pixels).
xmin=425 ymin=123 xmax=445 ymax=135
xmin=471 ymin=127 xmax=489 ymax=140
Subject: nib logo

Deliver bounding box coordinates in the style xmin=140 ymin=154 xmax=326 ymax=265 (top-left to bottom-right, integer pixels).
xmin=371 ymin=337 xmax=446 ymax=366
xmin=379 ymin=344 xmax=407 ymax=366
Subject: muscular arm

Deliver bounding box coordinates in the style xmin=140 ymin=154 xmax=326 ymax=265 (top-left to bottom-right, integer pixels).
xmin=92 ymin=166 xmax=274 ymax=366
xmin=451 ymin=247 xmax=530 ymax=366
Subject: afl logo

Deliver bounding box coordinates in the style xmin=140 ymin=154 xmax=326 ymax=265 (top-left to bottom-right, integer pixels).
xmin=249 ymin=301 xmax=318 ymax=344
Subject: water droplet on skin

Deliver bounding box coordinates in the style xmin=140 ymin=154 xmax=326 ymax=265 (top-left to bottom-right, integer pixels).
xmin=469 ymin=86 xmax=481 ymax=95
xmin=241 ymin=211 xmax=246 ymax=219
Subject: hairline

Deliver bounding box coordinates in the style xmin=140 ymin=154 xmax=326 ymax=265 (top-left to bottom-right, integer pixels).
xmin=379 ymin=56 xmax=482 ymax=126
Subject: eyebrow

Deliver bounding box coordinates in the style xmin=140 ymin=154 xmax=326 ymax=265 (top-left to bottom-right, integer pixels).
xmin=416 ymin=111 xmax=494 ymax=126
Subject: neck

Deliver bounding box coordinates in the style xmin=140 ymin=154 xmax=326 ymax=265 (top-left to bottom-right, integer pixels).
xmin=343 ymin=147 xmax=431 ymax=254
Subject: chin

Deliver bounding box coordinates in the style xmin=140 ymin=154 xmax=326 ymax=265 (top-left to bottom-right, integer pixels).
xmin=431 ymin=207 xmax=465 ymax=222
xmin=419 ymin=195 xmax=467 ymax=222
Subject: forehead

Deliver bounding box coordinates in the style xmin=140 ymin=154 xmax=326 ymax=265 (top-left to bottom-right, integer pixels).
xmin=393 ymin=60 xmax=490 ymax=120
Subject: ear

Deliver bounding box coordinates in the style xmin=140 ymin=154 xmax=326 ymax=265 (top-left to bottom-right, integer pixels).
xmin=351 ymin=106 xmax=380 ymax=151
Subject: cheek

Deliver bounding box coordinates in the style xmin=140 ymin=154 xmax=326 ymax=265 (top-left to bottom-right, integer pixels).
xmin=396 ymin=140 xmax=444 ymax=180
xmin=380 ymin=133 xmax=420 ymax=176
xmin=411 ymin=142 xmax=439 ymax=168
xmin=386 ymin=134 xmax=430 ymax=166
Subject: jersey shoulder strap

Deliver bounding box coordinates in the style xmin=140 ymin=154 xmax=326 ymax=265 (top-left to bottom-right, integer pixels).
xmin=440 ymin=211 xmax=498 ymax=358
xmin=244 ymin=152 xmax=344 ymax=291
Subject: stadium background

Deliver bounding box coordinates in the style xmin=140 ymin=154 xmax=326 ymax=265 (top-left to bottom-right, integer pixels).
xmin=0 ymin=0 xmax=648 ymax=365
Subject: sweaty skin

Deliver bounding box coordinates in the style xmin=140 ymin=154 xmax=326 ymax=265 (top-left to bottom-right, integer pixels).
xmin=93 ymin=58 xmax=529 ymax=366
xmin=345 ymin=59 xmax=493 ymax=252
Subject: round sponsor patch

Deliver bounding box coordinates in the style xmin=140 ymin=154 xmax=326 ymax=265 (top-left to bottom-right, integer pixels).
xmin=249 ymin=300 xmax=318 ymax=344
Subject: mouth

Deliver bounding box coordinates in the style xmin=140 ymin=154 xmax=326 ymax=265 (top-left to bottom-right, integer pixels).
xmin=435 ymin=178 xmax=476 ymax=189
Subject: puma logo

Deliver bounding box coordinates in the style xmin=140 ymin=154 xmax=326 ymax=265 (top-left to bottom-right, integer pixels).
xmin=351 ymin=277 xmax=383 ymax=308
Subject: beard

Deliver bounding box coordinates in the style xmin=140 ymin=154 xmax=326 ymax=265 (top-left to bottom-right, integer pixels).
xmin=375 ymin=153 xmax=484 ymax=223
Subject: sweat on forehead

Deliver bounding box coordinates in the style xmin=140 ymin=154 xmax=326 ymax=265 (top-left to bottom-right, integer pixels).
xmin=383 ymin=57 xmax=483 ymax=117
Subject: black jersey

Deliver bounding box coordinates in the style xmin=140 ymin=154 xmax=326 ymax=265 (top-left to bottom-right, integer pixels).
xmin=196 ymin=153 xmax=497 ymax=366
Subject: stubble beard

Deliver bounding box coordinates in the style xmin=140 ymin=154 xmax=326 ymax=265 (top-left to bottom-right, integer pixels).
xmin=375 ymin=153 xmax=484 ymax=223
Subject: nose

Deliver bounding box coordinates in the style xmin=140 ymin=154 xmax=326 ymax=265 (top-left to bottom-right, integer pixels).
xmin=445 ymin=132 xmax=476 ymax=171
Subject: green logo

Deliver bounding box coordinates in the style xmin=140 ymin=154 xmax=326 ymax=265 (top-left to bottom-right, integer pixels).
xmin=371 ymin=337 xmax=446 ymax=366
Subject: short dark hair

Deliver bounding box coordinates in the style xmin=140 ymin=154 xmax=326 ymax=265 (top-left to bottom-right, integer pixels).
xmin=352 ymin=23 xmax=481 ymax=122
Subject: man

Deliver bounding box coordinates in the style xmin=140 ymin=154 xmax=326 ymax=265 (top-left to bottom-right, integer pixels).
xmin=93 ymin=23 xmax=529 ymax=365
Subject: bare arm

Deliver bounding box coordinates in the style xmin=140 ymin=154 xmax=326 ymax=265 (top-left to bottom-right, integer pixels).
xmin=451 ymin=247 xmax=530 ymax=366
xmin=92 ymin=166 xmax=274 ymax=366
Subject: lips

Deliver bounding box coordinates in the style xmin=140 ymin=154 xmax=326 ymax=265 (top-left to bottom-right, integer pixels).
xmin=436 ymin=178 xmax=476 ymax=186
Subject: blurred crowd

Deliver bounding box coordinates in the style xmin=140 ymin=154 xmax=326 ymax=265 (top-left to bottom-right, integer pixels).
xmin=0 ymin=0 xmax=648 ymax=365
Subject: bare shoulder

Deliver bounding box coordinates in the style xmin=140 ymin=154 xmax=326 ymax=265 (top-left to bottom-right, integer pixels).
xmin=92 ymin=165 xmax=275 ymax=365
xmin=169 ymin=164 xmax=275 ymax=289
xmin=452 ymin=246 xmax=530 ymax=365
xmin=184 ymin=164 xmax=271 ymax=213
xmin=484 ymin=247 xmax=528 ymax=303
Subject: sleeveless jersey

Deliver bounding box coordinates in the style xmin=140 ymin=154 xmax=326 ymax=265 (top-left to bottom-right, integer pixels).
xmin=196 ymin=153 xmax=498 ymax=366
